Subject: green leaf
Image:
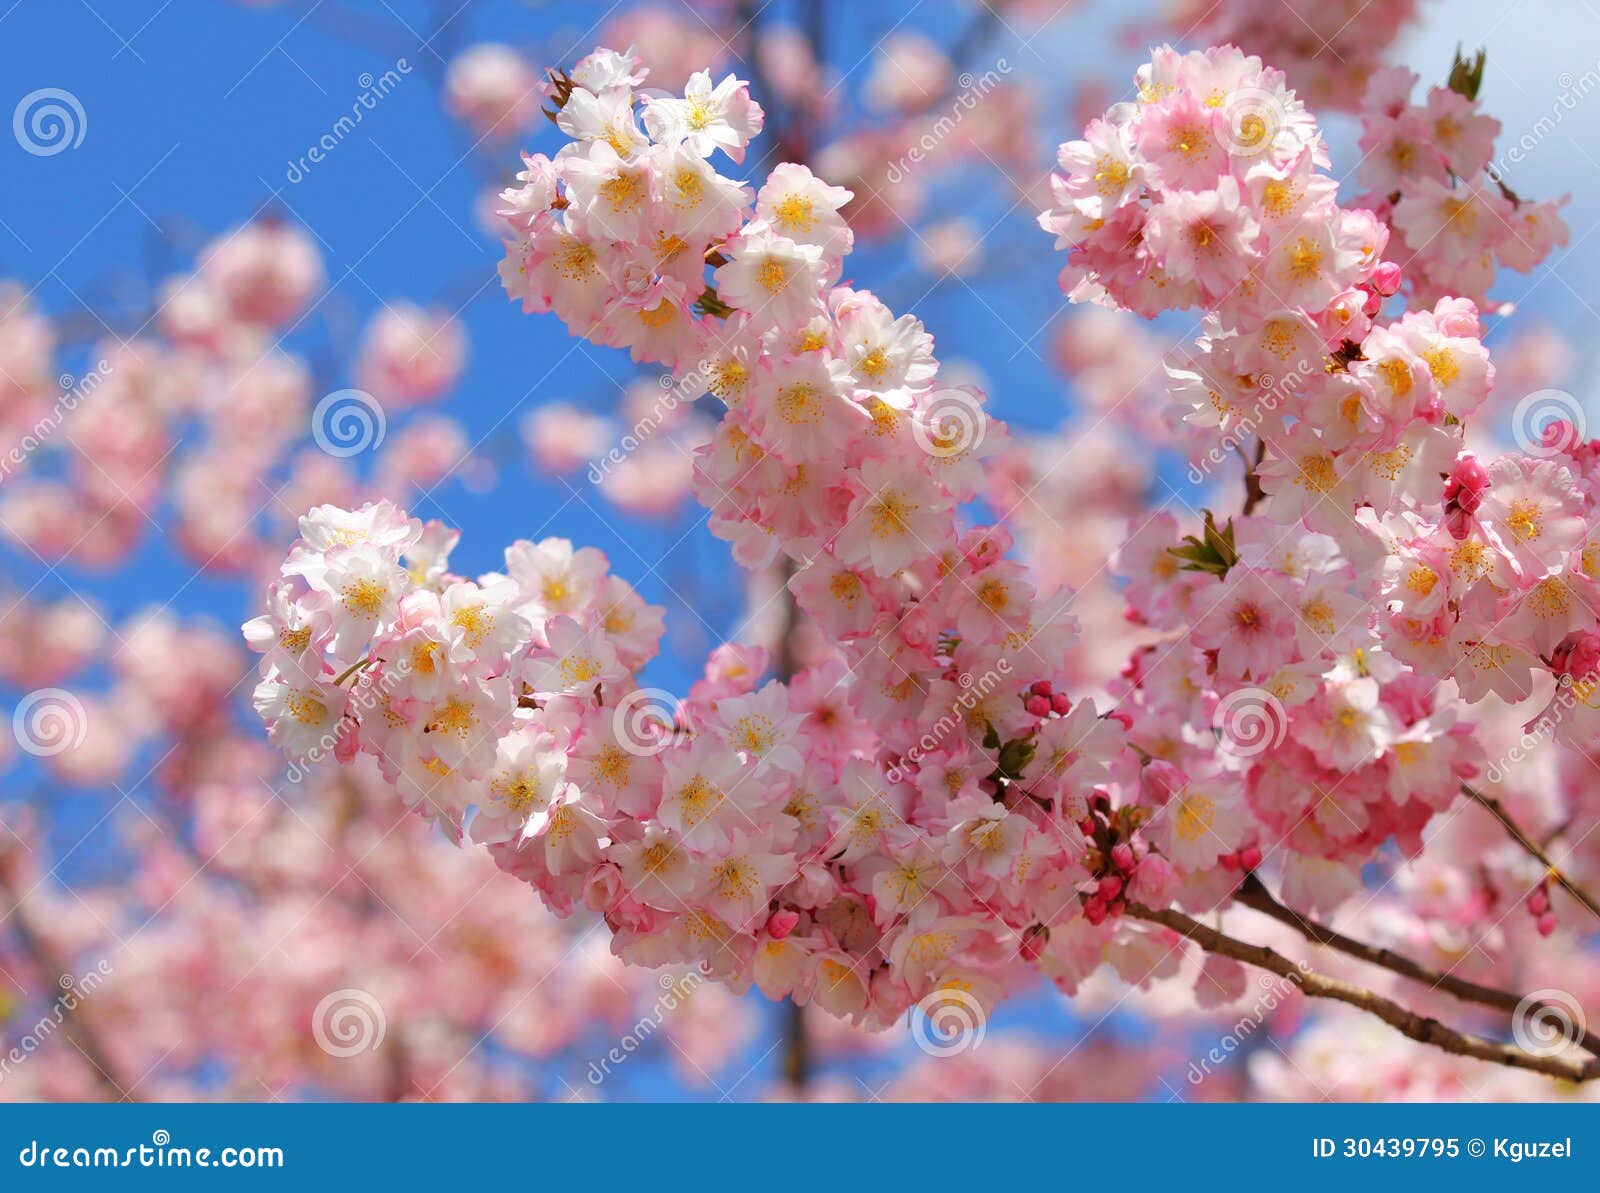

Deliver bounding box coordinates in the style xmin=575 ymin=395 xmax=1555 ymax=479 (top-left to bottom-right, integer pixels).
xmin=1167 ymin=509 xmax=1239 ymax=578
xmin=1447 ymin=46 xmax=1486 ymax=101
xmin=996 ymin=737 xmax=1036 ymax=781
xmin=693 ymin=287 xmax=734 ymax=319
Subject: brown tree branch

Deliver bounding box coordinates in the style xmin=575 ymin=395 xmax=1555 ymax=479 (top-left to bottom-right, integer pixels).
xmin=0 ymin=871 xmax=131 ymax=1101
xmin=781 ymin=999 xmax=811 ymax=1095
xmin=1125 ymin=899 xmax=1600 ymax=1084
xmin=1232 ymin=872 xmax=1600 ymax=1057
xmin=1461 ymin=783 xmax=1600 ymax=924
xmin=1239 ymin=438 xmax=1266 ymax=515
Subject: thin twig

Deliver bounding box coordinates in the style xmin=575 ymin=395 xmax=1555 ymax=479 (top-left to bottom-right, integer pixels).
xmin=781 ymin=999 xmax=810 ymax=1095
xmin=1125 ymin=900 xmax=1599 ymax=1084
xmin=0 ymin=871 xmax=131 ymax=1101
xmin=1461 ymin=783 xmax=1600 ymax=924
xmin=1232 ymin=872 xmax=1600 ymax=1057
xmin=1240 ymin=438 xmax=1266 ymax=515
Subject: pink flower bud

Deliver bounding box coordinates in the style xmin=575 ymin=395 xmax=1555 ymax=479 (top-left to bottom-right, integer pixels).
xmin=1097 ymin=874 xmax=1124 ymax=901
xmin=766 ymin=908 xmax=801 ymax=939
xmin=1083 ymin=896 xmax=1108 ymax=925
xmin=1527 ymin=888 xmax=1550 ymax=916
xmin=1111 ymin=842 xmax=1135 ymax=872
xmin=1371 ymin=261 xmax=1403 ymax=296
xmin=582 ymin=862 xmax=625 ymax=913
xmin=1537 ymin=912 xmax=1557 ymax=937
xmin=1020 ymin=924 xmax=1049 ymax=961
xmin=1131 ymin=855 xmax=1178 ymax=905
xmin=1030 ymin=679 xmax=1054 ymax=698
xmin=1050 ymin=692 xmax=1073 ymax=715
xmin=1543 ymin=419 xmax=1581 ymax=454
xmin=1239 ymin=845 xmax=1263 ymax=870
xmin=1552 ymin=631 xmax=1600 ymax=681
xmin=1141 ymin=759 xmax=1187 ymax=804
xmin=1025 ymin=694 xmax=1051 ymax=717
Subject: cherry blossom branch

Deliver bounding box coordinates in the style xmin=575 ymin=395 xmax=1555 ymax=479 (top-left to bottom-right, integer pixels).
xmin=1461 ymin=783 xmax=1600 ymax=924
xmin=1239 ymin=439 xmax=1265 ymax=515
xmin=1125 ymin=899 xmax=1600 ymax=1084
xmin=781 ymin=1000 xmax=811 ymax=1094
xmin=1232 ymin=872 xmax=1600 ymax=1057
xmin=0 ymin=871 xmax=130 ymax=1101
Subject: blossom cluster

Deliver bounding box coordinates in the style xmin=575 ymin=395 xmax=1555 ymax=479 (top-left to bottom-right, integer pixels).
xmin=1156 ymin=0 xmax=1422 ymax=111
xmin=1044 ymin=46 xmax=1597 ymax=912
xmin=251 ymin=42 xmax=1597 ymax=1039
xmin=253 ymin=47 xmax=1164 ymax=1030
xmin=0 ymin=221 xmax=468 ymax=574
xmin=1355 ymin=63 xmax=1570 ymax=310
